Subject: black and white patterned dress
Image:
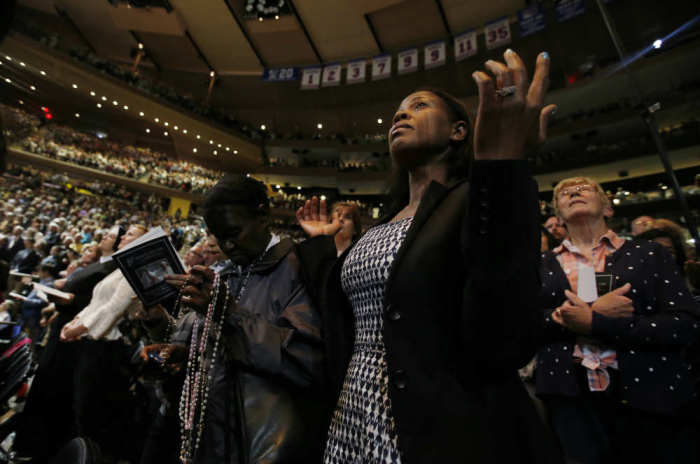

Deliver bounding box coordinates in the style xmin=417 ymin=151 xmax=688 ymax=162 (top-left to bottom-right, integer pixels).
xmin=324 ymin=217 xmax=413 ymax=464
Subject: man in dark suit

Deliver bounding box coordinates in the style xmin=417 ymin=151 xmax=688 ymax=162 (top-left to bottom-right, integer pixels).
xmin=7 ymin=225 xmax=25 ymax=260
xmin=12 ymin=225 xmax=125 ymax=462
xmin=10 ymin=236 xmax=40 ymax=274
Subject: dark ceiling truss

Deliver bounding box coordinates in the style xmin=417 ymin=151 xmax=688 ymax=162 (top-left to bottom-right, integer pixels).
xmin=222 ymin=0 xmax=267 ymax=68
xmin=286 ymin=0 xmax=323 ymax=64
xmin=54 ymin=5 xmax=97 ymax=54
xmin=184 ymin=29 xmax=216 ymax=73
xmin=434 ymin=0 xmax=453 ymax=39
xmin=363 ymin=13 xmax=384 ymax=54
xmin=128 ymin=30 xmax=162 ymax=72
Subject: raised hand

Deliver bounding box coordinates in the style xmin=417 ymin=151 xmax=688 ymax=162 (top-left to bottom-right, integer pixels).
xmin=296 ymin=196 xmax=341 ymax=238
xmin=472 ymin=49 xmax=557 ymax=160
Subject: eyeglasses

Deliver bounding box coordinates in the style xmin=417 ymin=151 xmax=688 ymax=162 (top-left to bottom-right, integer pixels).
xmin=558 ymin=184 xmax=595 ymax=198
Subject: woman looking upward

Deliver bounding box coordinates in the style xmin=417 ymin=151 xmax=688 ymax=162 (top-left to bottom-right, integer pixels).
xmin=297 ymin=50 xmax=562 ymax=463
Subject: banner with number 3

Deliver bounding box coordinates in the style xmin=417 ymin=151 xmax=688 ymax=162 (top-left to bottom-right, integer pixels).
xmin=454 ymin=30 xmax=477 ymax=61
xmin=346 ymin=59 xmax=366 ymax=84
xmin=484 ymin=17 xmax=512 ymax=50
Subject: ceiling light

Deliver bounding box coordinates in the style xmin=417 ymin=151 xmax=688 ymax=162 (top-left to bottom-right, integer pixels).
xmin=90 ymin=91 xmax=96 ymax=96
xmin=182 ymin=129 xmax=188 ymax=134
xmin=19 ymin=62 xmax=25 ymax=67
xmin=213 ymin=150 xmax=218 ymax=155
xmin=209 ymin=140 xmax=213 ymax=144
xmin=72 ymin=84 xmax=78 ymax=89
xmin=275 ymin=15 xmax=279 ymax=20
xmin=30 ymin=85 xmax=36 ymax=91
xmin=209 ymin=70 xmax=215 ymax=78
xmin=138 ymin=42 xmax=144 ymax=50
xmin=217 ymin=143 xmax=221 ymax=147
xmin=225 ymin=147 xmax=230 ymax=151
xmin=154 ymin=118 xmax=159 ymax=122
xmin=96 ymin=103 xmax=102 ymax=108
xmin=4 ymin=56 xmax=10 ymax=61
xmin=246 ymin=173 xmax=250 ymax=178
xmin=174 ymin=126 xmax=178 ymax=130
xmin=297 ymin=186 xmax=302 ymax=190
xmin=101 ymin=96 xmax=107 ymax=101
xmin=275 ymin=184 xmax=281 ymax=189
xmin=164 ymin=122 xmax=169 ymax=126
xmin=123 ymin=105 xmax=129 ymax=110
xmin=137 ymin=111 xmax=143 ymax=117
xmin=258 ymin=17 xmax=263 ymax=22
xmin=18 ymin=100 xmax=23 ymax=105
xmin=377 ymin=118 xmax=383 ymax=124
xmin=4 ymin=78 xmax=10 ymax=83
xmin=40 ymin=71 xmax=46 ymax=76
xmin=320 ymin=195 xmax=327 ymax=201
xmin=653 ymin=39 xmax=663 ymax=49
xmin=164 ymin=131 xmax=169 ymax=136
xmin=112 ymin=100 xmax=118 ymax=105
xmin=260 ymin=124 xmax=266 ymax=130
xmin=75 ymin=113 xmax=80 ymax=118
xmin=196 ymin=134 xmax=201 ymax=139
xmin=317 ymin=123 xmax=323 ymax=129
xmin=233 ymin=149 xmax=238 ymax=154
xmin=146 ymin=128 xmax=150 ymax=133
xmin=193 ymin=148 xmax=197 ymax=153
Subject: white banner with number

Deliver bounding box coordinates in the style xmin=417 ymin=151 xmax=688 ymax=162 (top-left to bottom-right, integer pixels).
xmin=346 ymin=59 xmax=366 ymax=84
xmin=371 ymin=55 xmax=392 ymax=80
xmin=424 ymin=41 xmax=446 ymax=69
xmin=300 ymin=67 xmax=321 ymax=90
xmin=397 ymin=48 xmax=418 ymax=74
xmin=454 ymin=30 xmax=478 ymax=61
xmin=485 ymin=17 xmax=512 ymax=50
xmin=321 ymin=63 xmax=342 ymax=87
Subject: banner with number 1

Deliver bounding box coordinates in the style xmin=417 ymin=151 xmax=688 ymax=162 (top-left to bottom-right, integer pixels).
xmin=300 ymin=67 xmax=321 ymax=90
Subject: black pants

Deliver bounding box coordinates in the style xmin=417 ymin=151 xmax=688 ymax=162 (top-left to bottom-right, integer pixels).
xmin=545 ymin=388 xmax=700 ymax=464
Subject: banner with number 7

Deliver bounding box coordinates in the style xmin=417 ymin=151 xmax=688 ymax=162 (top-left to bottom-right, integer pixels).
xmin=372 ymin=54 xmax=392 ymax=81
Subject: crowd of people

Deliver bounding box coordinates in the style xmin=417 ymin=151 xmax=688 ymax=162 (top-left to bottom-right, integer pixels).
xmin=2 ymin=47 xmax=700 ymax=464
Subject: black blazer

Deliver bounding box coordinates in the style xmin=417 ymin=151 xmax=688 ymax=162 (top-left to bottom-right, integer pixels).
xmin=299 ymin=160 xmax=562 ymax=463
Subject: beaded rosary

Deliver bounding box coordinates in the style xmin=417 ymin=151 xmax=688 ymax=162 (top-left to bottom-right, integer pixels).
xmin=177 ymin=258 xmax=262 ymax=464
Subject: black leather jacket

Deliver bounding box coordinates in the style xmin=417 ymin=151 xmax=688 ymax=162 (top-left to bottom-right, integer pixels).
xmin=174 ymin=238 xmax=327 ymax=464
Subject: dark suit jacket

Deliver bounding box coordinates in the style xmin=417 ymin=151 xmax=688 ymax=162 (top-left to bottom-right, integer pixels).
xmin=11 ymin=248 xmax=40 ymax=273
xmin=299 ymin=160 xmax=562 ymax=463
xmin=7 ymin=237 xmax=24 ymax=260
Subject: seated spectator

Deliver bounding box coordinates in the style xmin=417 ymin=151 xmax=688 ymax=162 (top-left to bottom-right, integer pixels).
xmin=10 ymin=236 xmax=40 ymax=274
xmin=536 ymin=176 xmax=700 ymax=463
xmin=544 ymin=215 xmax=568 ymax=243
xmin=631 ymin=215 xmax=655 ymax=236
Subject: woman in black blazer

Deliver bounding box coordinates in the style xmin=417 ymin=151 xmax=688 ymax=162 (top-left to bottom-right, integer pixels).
xmin=296 ymin=50 xmax=563 ymax=463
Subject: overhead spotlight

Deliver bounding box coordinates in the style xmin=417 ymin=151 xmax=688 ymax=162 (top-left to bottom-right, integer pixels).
xmin=164 ymin=122 xmax=169 ymax=126
xmin=653 ymin=39 xmax=663 ymax=49
xmin=209 ymin=140 xmax=214 ymax=144
xmin=72 ymin=84 xmax=78 ymax=89
xmin=297 ymin=186 xmax=302 ymax=190
xmin=96 ymin=103 xmax=102 ymax=108
xmin=174 ymin=126 xmax=178 ymax=130
xmin=101 ymin=96 xmax=107 ymax=101
xmin=260 ymin=124 xmax=266 ymax=130
xmin=4 ymin=56 xmax=10 ymax=61
xmin=154 ymin=118 xmax=160 ymax=122
xmin=196 ymin=134 xmax=201 ymax=139
xmin=29 ymin=85 xmax=36 ymax=91
xmin=18 ymin=100 xmax=23 ymax=105
xmin=75 ymin=113 xmax=80 ymax=118
xmin=183 ymin=129 xmax=188 ymax=134
xmin=217 ymin=143 xmax=221 ymax=147
xmin=19 ymin=61 xmax=25 ymax=67
xmin=275 ymin=15 xmax=279 ymax=20
xmin=213 ymin=150 xmax=218 ymax=155
xmin=4 ymin=78 xmax=10 ymax=83
xmin=90 ymin=91 xmax=96 ymax=96
xmin=123 ymin=105 xmax=128 ymax=110
xmin=138 ymin=42 xmax=144 ymax=50
xmin=275 ymin=184 xmax=281 ymax=189
xmin=40 ymin=70 xmax=46 ymax=76
xmin=258 ymin=17 xmax=263 ymax=22
xmin=320 ymin=195 xmax=327 ymax=201
xmin=246 ymin=173 xmax=250 ymax=178
xmin=164 ymin=131 xmax=169 ymax=136
xmin=233 ymin=149 xmax=238 ymax=154
xmin=225 ymin=147 xmax=230 ymax=151
xmin=146 ymin=128 xmax=150 ymax=133
xmin=209 ymin=70 xmax=215 ymax=78
xmin=193 ymin=148 xmax=198 ymax=153
xmin=377 ymin=118 xmax=383 ymax=124
xmin=112 ymin=100 xmax=118 ymax=106
xmin=317 ymin=123 xmax=323 ymax=129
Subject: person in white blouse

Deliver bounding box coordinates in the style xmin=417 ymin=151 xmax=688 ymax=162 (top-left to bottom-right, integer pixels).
xmin=59 ymin=224 xmax=147 ymax=342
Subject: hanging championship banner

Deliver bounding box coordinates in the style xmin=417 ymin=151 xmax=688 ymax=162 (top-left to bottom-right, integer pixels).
xmin=555 ymin=0 xmax=585 ymax=22
xmin=346 ymin=59 xmax=366 ymax=84
xmin=321 ymin=63 xmax=341 ymax=87
xmin=424 ymin=41 xmax=446 ymax=69
xmin=454 ymin=30 xmax=477 ymax=61
xmin=485 ymin=17 xmax=512 ymax=50
xmin=518 ymin=5 xmax=546 ymax=37
xmin=371 ymin=54 xmax=392 ymax=80
xmin=397 ymin=48 xmax=418 ymax=74
xmin=300 ymin=67 xmax=321 ymax=90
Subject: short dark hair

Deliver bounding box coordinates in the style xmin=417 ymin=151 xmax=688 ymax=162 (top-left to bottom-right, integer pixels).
xmin=202 ymin=175 xmax=270 ymax=221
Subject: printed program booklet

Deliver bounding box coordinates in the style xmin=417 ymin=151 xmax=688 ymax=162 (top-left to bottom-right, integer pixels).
xmin=112 ymin=227 xmax=186 ymax=308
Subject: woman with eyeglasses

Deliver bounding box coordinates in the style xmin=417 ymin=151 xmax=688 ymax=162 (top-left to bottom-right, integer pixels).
xmin=536 ymin=176 xmax=700 ymax=463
